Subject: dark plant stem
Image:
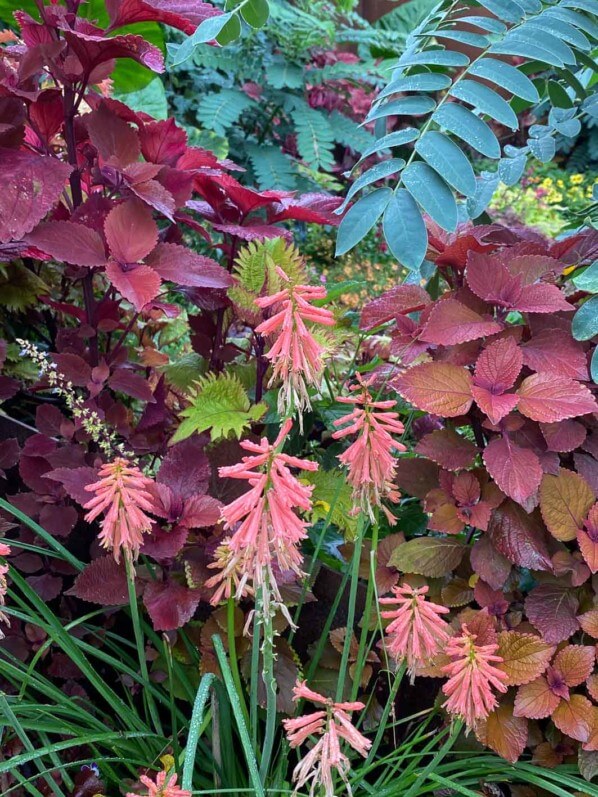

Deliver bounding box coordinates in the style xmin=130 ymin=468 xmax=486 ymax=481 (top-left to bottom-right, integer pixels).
xmin=254 ymin=333 xmax=267 ymax=403
xmin=209 ymin=235 xmax=239 ymax=372
xmin=471 ymin=415 xmax=486 ymax=450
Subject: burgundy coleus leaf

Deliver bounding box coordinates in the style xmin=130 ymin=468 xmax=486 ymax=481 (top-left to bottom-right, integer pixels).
xmin=395 ymin=457 xmax=440 ymax=499
xmin=24 ymin=221 xmax=106 ymax=267
xmin=427 ymin=221 xmax=513 ymax=269
xmin=466 ymin=251 xmax=573 ymax=313
xmin=67 ymin=556 xmax=129 ymax=605
xmin=472 ymin=337 xmax=522 ymax=425
xmin=521 ymin=330 xmax=589 ymax=381
xmin=86 ymin=102 xmax=140 ymax=167
xmin=143 ymin=579 xmax=201 ymax=631
xmin=0 ymin=438 xmax=20 ymax=478
xmin=425 ymin=471 xmax=493 ymax=534
xmin=360 ymin=284 xmax=431 ymax=330
xmin=389 ymin=315 xmax=430 ymax=364
xmin=180 ymin=494 xmax=222 ymax=528
xmin=27 ymin=573 xmax=63 ymax=601
xmin=141 ymin=523 xmax=189 ymax=561
xmin=125 ymin=172 xmax=176 ymax=220
xmin=0 ymin=148 xmax=72 ymax=243
xmin=157 ymin=437 xmax=211 ymax=501
xmin=419 ymin=298 xmax=502 ymax=345
xmin=517 ymin=373 xmax=598 ymax=423
xmin=39 ymin=504 xmax=78 ymax=538
xmin=483 ymin=435 xmax=542 ymax=505
xmin=577 ymin=504 xmax=598 ymax=573
xmin=487 ymin=499 xmax=552 ymax=572
xmin=45 ymin=467 xmax=99 ymax=506
xmin=470 ymin=534 xmax=512 ymax=590
xmin=541 ymin=420 xmax=587 ymax=453
xmin=414 ymin=429 xmax=478 ymax=471
xmin=268 ymin=193 xmax=343 ymax=225
xmin=139 ymin=118 xmax=188 ymax=166
xmin=62 ymin=29 xmax=164 ymax=74
xmin=145 ymin=243 xmax=232 ymax=289
xmin=524 ymin=582 xmax=580 ymax=644
xmin=105 ymin=0 xmax=222 ymax=35
xmin=109 ymin=369 xmax=156 ymax=403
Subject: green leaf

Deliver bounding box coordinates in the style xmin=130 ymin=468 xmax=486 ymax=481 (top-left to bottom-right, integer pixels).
xmin=329 ymin=111 xmax=374 ymax=153
xmin=169 ymin=14 xmax=232 ymax=66
xmin=572 ymin=295 xmax=598 ymax=341
xmin=340 ymin=159 xmax=406 ymax=211
xmin=266 ymin=60 xmax=304 ymax=89
xmin=528 ymin=135 xmax=556 ymax=163
xmin=246 ymin=144 xmax=296 ymax=190
xmin=573 ymin=261 xmax=598 ymax=292
xmin=499 ymin=155 xmax=527 ymax=186
xmin=528 ymin=16 xmax=591 ymax=51
xmin=367 ymin=95 xmax=436 ymax=122
xmin=336 ymin=188 xmax=392 ymax=256
xmin=591 ymin=347 xmax=598 ymax=384
xmin=450 ymin=80 xmax=518 ymax=130
xmin=398 ymin=49 xmax=470 ymax=68
xmin=241 ymin=0 xmax=269 ymax=28
xmin=115 ymin=77 xmax=167 ymax=119
xmin=547 ymin=80 xmax=574 ymax=109
xmin=469 ymin=58 xmax=539 ymax=102
xmin=475 ymin=0 xmax=523 ymax=22
xmin=415 ymin=131 xmax=476 ymax=197
xmin=433 ymin=29 xmax=490 ymax=48
xmin=172 ymin=373 xmax=267 ymax=443
xmin=358 ymin=128 xmax=419 ymax=161
xmin=490 ymin=31 xmax=573 ymax=68
xmin=467 ymin=171 xmax=500 ymax=219
xmin=402 ymin=161 xmax=458 ymax=231
xmin=162 ymin=353 xmax=205 ymax=392
xmin=291 ymin=108 xmax=335 ymax=170
xmin=216 ymin=13 xmax=241 ymax=45
xmin=546 ymin=8 xmax=598 ymax=41
xmin=433 ymin=103 xmax=501 ymax=159
xmin=379 ymin=73 xmax=452 ymax=99
xmin=388 ymin=537 xmax=466 ymax=577
xmin=382 ymin=189 xmax=427 ymax=271
xmin=301 ymin=469 xmax=358 ymax=539
xmin=196 ymin=89 xmax=254 ymax=136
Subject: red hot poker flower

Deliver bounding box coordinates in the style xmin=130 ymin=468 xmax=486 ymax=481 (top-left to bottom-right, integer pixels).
xmin=126 ymin=769 xmax=191 ymax=797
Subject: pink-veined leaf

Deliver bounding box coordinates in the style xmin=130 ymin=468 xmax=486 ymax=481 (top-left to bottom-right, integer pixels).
xmin=487 ymin=499 xmax=552 ymax=572
xmin=105 ymin=0 xmax=221 ymax=35
xmin=85 ymin=102 xmax=140 ymax=167
xmin=63 ymin=29 xmax=164 ymax=74
xmin=360 ymin=285 xmax=431 ymax=331
xmin=472 ymin=386 xmax=519 ymax=426
xmin=419 ymin=298 xmax=501 ymax=345
xmin=396 ymin=363 xmax=473 ymax=417
xmin=25 ymin=221 xmax=106 ymax=267
xmin=521 ymin=329 xmax=589 ymax=380
xmin=105 ymin=261 xmax=161 ymax=310
xmin=105 ymin=200 xmax=158 ymax=264
xmin=474 ymin=337 xmax=522 ymax=393
xmin=484 ymin=436 xmax=542 ymax=505
xmin=541 ymin=420 xmax=587 ymax=453
xmin=139 ymin=118 xmax=188 ymax=166
xmin=517 ymin=374 xmax=598 ymax=423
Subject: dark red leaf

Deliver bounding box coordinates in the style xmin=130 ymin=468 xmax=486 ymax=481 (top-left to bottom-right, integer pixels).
xmin=67 ymin=556 xmax=129 ymax=605
xmin=415 ymin=429 xmax=478 ymax=471
xmin=52 ymin=353 xmax=92 ymax=387
xmin=470 ymin=534 xmax=512 ymax=590
xmin=106 ymin=0 xmax=221 ymax=35
xmin=109 ymin=369 xmax=156 ymax=403
xmin=104 ymin=200 xmax=158 ymax=264
xmin=146 ymin=242 xmax=232 ymax=288
xmin=39 ymin=504 xmax=78 ymax=538
xmin=484 ymin=436 xmax=543 ymax=505
xmin=128 ymin=177 xmax=176 ymax=220
xmin=521 ymin=330 xmax=589 ymax=380
xmin=395 ymin=457 xmax=440 ymax=499
xmin=487 ymin=500 xmax=552 ymax=571
xmin=360 ymin=285 xmax=431 ymax=331
xmin=420 ymin=298 xmax=501 ymax=345
xmin=158 ymin=437 xmax=210 ymax=501
xmin=105 ymin=260 xmax=161 ymax=310
xmin=0 ymin=438 xmax=20 ymax=475
xmin=45 ymin=467 xmax=99 ymax=506
xmin=525 ymin=583 xmax=580 ymax=643
xmin=139 ymin=118 xmax=188 ymax=165
xmin=85 ymin=102 xmax=140 ymax=167
xmin=140 ymin=523 xmax=189 ymax=560
xmin=63 ymin=29 xmax=164 ymax=74
xmin=541 ymin=421 xmax=587 ymax=453
xmin=144 ymin=579 xmax=201 ymax=631
xmin=27 ymin=573 xmax=63 ymax=601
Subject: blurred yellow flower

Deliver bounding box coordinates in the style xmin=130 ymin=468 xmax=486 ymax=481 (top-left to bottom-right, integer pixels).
xmin=570 ymin=174 xmax=584 ymax=185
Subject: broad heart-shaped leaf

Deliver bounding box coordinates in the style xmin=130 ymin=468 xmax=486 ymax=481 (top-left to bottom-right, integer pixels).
xmin=487 ymin=500 xmax=552 ymax=572
xmin=573 ymin=296 xmax=598 ymax=341
xmin=0 ymin=149 xmax=72 ymax=243
xmin=419 ymin=298 xmax=501 ymax=345
xmin=433 ymin=103 xmax=501 ymax=159
xmin=415 ymin=429 xmax=478 ymax=471
xmin=146 ymin=243 xmax=232 ymax=288
xmin=387 ymin=537 xmax=466 ymax=577
xmin=470 ymin=535 xmax=511 ymax=590
xmin=66 ymin=556 xmax=128 ymax=605
xmin=539 ymin=469 xmax=595 ymax=542
xmin=143 ymin=579 xmax=201 ymax=631
xmin=521 ymin=329 xmax=589 ymax=381
xmin=553 ymin=694 xmax=593 ymax=743
xmin=496 ymin=632 xmax=555 ymax=687
xmin=360 ymin=284 xmax=431 ymax=330
xmin=554 ymin=645 xmax=595 ymax=688
xmin=542 ymin=420 xmax=587 ymax=453
xmin=415 ymin=131 xmax=477 ymax=197
xmin=514 ymin=677 xmax=560 ymax=719
xmin=104 ymin=200 xmax=158 ymax=264
xmin=396 ymin=363 xmax=473 ymax=418
xmin=105 ymin=261 xmax=161 ymax=311
xmin=525 ymin=583 xmax=580 ymax=644
xmin=382 ymin=189 xmax=427 ymax=271
xmin=25 ymin=221 xmax=106 ymax=267
xmin=472 ymin=386 xmax=519 ymax=427
xmin=172 ymin=372 xmax=267 ymax=443
xmin=401 ymin=162 xmax=458 ymax=232
xmin=336 ymin=188 xmax=391 ymax=256
xmin=476 ymin=702 xmax=528 ymax=764
xmin=517 ymin=373 xmax=598 ymax=423
xmin=483 ymin=436 xmax=542 ymax=506
xmin=475 ymin=337 xmax=522 ymax=393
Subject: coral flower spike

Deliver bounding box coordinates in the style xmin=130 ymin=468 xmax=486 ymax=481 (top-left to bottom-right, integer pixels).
xmin=332 ymin=374 xmax=406 ymax=522
xmin=126 ymin=769 xmax=190 ymax=797
xmin=83 ymin=458 xmax=156 ymax=563
xmin=255 ymin=267 xmax=335 ymax=419
xmin=442 ymin=624 xmax=508 ymax=729
xmin=283 ymin=680 xmax=371 ymax=797
xmin=0 ymin=541 xmax=11 ymax=638
xmin=380 ymin=583 xmax=450 ymax=678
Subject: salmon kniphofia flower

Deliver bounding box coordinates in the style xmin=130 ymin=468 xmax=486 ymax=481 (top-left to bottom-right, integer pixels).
xmin=83 ymin=458 xmax=155 ymax=563
xmin=332 ymin=375 xmax=406 ymax=522
xmin=205 ymin=419 xmax=317 ymax=614
xmin=380 ymin=584 xmax=450 ymax=678
xmin=283 ymin=680 xmax=372 ymax=797
xmin=126 ymin=769 xmax=191 ymax=797
xmin=442 ymin=624 xmax=508 ymax=729
xmin=255 ymin=267 xmax=335 ymax=418
xmin=0 ymin=542 xmax=10 ymax=638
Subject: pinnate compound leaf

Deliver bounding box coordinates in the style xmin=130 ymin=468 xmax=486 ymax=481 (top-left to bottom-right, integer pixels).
xmin=539 ymin=469 xmax=595 ymax=542
xmin=67 ymin=556 xmax=128 ymax=605
xmin=554 ymin=645 xmax=595 ymax=688
xmin=488 ymin=500 xmax=552 ymax=572
xmin=387 ymin=537 xmax=466 ymax=577
xmin=552 ymin=694 xmax=593 ymax=742
xmin=0 ymin=149 xmax=72 ymax=243
xmin=382 ymin=189 xmax=427 ymax=271
xmin=396 ymin=363 xmax=473 ymax=418
xmin=517 ymin=374 xmax=598 ymax=423
xmin=401 ymin=162 xmax=458 ymax=232
xmin=476 ymin=702 xmax=528 ymax=763
xmin=25 ymin=221 xmax=106 ymax=267
xmin=360 ymin=284 xmax=430 ymax=330
xmin=336 ymin=188 xmax=391 ymax=256
xmin=514 ymin=677 xmax=560 ymax=719
xmin=496 ymin=632 xmax=555 ymax=686
xmin=172 ymin=373 xmax=266 ymax=443
xmin=415 ymin=429 xmax=478 ymax=471
xmin=419 ymin=298 xmax=501 ymax=345
xmin=525 ymin=583 xmax=580 ymax=644
xmin=483 ymin=436 xmax=542 ymax=505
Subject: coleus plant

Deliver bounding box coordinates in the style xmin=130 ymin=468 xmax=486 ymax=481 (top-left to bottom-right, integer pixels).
xmin=358 ymin=220 xmax=598 ymax=764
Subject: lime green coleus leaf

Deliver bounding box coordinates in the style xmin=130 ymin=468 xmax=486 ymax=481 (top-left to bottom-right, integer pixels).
xmin=300 ymin=468 xmax=358 ymax=540
xmin=172 ymin=373 xmax=266 ymax=443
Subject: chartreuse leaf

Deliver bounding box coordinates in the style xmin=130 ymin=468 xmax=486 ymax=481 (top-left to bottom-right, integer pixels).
xmin=172 ymin=373 xmax=267 ymax=443
xmin=383 ymin=189 xmax=427 ymax=271
xmin=300 ymin=469 xmax=358 ymax=539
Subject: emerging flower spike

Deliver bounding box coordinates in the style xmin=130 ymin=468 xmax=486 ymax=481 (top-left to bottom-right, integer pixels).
xmin=255 ymin=267 xmax=335 ymax=420
xmin=442 ymin=624 xmax=508 ymax=729
xmin=205 ymin=419 xmax=317 ymax=615
xmin=126 ymin=770 xmax=191 ymax=797
xmin=332 ymin=374 xmax=406 ymax=522
xmin=283 ymin=680 xmax=372 ymax=797
xmin=380 ymin=584 xmax=450 ymax=678
xmin=0 ymin=542 xmax=10 ymax=639
xmin=84 ymin=458 xmax=156 ymax=563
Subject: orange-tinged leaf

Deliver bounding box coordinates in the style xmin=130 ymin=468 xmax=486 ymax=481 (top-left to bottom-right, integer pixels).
xmin=578 ymin=609 xmax=598 ymax=638
xmin=497 ymin=631 xmax=555 ymax=686
xmin=532 ymin=741 xmax=562 ymax=768
xmin=553 ymin=645 xmax=595 ymax=688
xmin=419 ymin=298 xmax=502 ymax=345
xmin=387 ymin=537 xmax=466 ymax=577
xmin=476 ymin=702 xmax=528 ymax=763
xmin=514 ymin=677 xmax=560 ymax=719
xmin=587 ymin=674 xmax=598 ymax=702
xmin=552 ymin=694 xmax=593 ymax=742
xmin=396 ymin=363 xmax=473 ymax=418
xmin=578 ymin=528 xmax=598 ymax=574
xmin=583 ymin=707 xmax=598 ymax=752
xmin=539 ymin=469 xmax=595 ymax=542
xmin=517 ymin=373 xmax=598 ymax=423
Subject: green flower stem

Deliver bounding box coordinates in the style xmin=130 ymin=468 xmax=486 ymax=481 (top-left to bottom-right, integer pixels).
xmin=336 ymin=516 xmax=365 ymax=703
xmin=227 ymin=596 xmax=250 ymax=728
xmin=181 ymin=673 xmax=215 ymax=791
xmin=350 ymin=516 xmax=379 ymax=701
xmin=363 ymin=662 xmax=406 ymax=769
xmin=259 ymin=586 xmax=278 ymax=782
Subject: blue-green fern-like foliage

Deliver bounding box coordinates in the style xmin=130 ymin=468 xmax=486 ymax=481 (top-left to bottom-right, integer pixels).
xmin=336 ymin=0 xmax=598 ymax=273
